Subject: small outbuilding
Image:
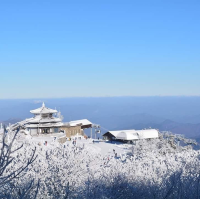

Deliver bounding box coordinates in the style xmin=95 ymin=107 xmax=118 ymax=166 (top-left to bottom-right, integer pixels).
xmin=103 ymin=129 xmax=159 ymax=142
xmin=60 ymin=119 xmax=93 ymax=138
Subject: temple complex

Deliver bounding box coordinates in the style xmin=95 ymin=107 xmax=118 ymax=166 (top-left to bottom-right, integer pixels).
xmin=23 ymin=102 xmax=63 ymax=135
xmin=9 ymin=103 xmax=99 ymax=140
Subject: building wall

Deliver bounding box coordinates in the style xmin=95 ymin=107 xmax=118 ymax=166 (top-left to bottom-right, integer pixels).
xmin=60 ymin=125 xmax=84 ymax=138
xmin=28 ymin=127 xmax=61 ymax=135
xmin=30 ymin=128 xmax=38 ymax=136
xmin=103 ymin=132 xmax=116 ymax=141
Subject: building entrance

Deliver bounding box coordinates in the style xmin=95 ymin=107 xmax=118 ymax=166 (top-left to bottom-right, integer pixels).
xmin=42 ymin=128 xmax=50 ymax=134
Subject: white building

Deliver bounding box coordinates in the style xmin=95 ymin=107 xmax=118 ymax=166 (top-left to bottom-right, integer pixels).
xmin=16 ymin=102 xmax=63 ymax=136
xmin=9 ymin=103 xmax=97 ymax=139
xmin=103 ymin=129 xmax=159 ymax=141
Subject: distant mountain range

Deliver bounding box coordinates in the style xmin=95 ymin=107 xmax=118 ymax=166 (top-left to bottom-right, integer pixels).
xmin=0 ymin=118 xmax=22 ymax=126
xmin=177 ymin=114 xmax=200 ymax=124
xmin=1 ymin=114 xmax=200 ymax=141
xmin=2 ymin=115 xmax=200 ymax=140
xmin=0 ymin=97 xmax=200 ymax=139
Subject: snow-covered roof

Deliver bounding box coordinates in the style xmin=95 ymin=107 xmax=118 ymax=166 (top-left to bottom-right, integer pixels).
xmin=68 ymin=119 xmax=92 ymax=127
xmin=104 ymin=129 xmax=159 ymax=140
xmin=25 ymin=122 xmax=63 ymax=128
xmin=27 ymin=117 xmax=62 ymax=124
xmin=109 ymin=130 xmax=139 ymax=140
xmin=30 ymin=102 xmax=57 ymax=114
xmin=10 ymin=114 xmax=62 ymax=130
xmin=136 ymin=129 xmax=159 ymax=139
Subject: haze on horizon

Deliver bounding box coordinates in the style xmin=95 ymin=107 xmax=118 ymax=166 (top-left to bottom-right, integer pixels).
xmin=0 ymin=0 xmax=200 ymax=99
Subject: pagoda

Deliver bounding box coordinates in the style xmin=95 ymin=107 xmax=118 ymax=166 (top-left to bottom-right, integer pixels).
xmin=24 ymin=102 xmax=63 ymax=135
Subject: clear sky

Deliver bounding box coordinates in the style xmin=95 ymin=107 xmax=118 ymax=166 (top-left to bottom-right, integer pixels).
xmin=0 ymin=0 xmax=200 ymax=98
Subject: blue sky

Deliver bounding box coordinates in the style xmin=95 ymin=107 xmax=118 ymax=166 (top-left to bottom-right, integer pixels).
xmin=0 ymin=0 xmax=200 ymax=98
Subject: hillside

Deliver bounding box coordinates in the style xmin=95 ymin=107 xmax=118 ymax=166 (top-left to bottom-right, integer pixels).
xmin=1 ymin=129 xmax=200 ymax=198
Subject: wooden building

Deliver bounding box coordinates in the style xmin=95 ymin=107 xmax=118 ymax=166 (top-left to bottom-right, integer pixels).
xmin=61 ymin=119 xmax=93 ymax=139
xmin=60 ymin=124 xmax=83 ymax=138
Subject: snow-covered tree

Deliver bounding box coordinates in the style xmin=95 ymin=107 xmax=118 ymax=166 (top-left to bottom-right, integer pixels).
xmin=1 ymin=129 xmax=200 ymax=198
xmin=0 ymin=127 xmax=38 ymax=198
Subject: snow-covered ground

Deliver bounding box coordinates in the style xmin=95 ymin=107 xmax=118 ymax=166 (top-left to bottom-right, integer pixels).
xmin=76 ymin=139 xmax=132 ymax=157
xmin=28 ymin=134 xmax=132 ymax=157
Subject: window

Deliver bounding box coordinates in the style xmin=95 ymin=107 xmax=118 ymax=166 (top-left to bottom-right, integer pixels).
xmin=54 ymin=128 xmax=58 ymax=133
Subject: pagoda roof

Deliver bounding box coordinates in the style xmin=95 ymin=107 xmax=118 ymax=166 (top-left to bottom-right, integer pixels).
xmin=30 ymin=102 xmax=57 ymax=114
xmin=25 ymin=122 xmax=63 ymax=128
xmin=27 ymin=116 xmax=62 ymax=124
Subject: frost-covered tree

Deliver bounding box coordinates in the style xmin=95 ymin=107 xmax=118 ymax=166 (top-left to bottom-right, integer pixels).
xmin=1 ymin=129 xmax=200 ymax=198
xmin=0 ymin=127 xmax=38 ymax=198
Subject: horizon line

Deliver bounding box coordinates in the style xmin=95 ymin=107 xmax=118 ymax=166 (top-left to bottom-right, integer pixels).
xmin=1 ymin=95 xmax=200 ymax=100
